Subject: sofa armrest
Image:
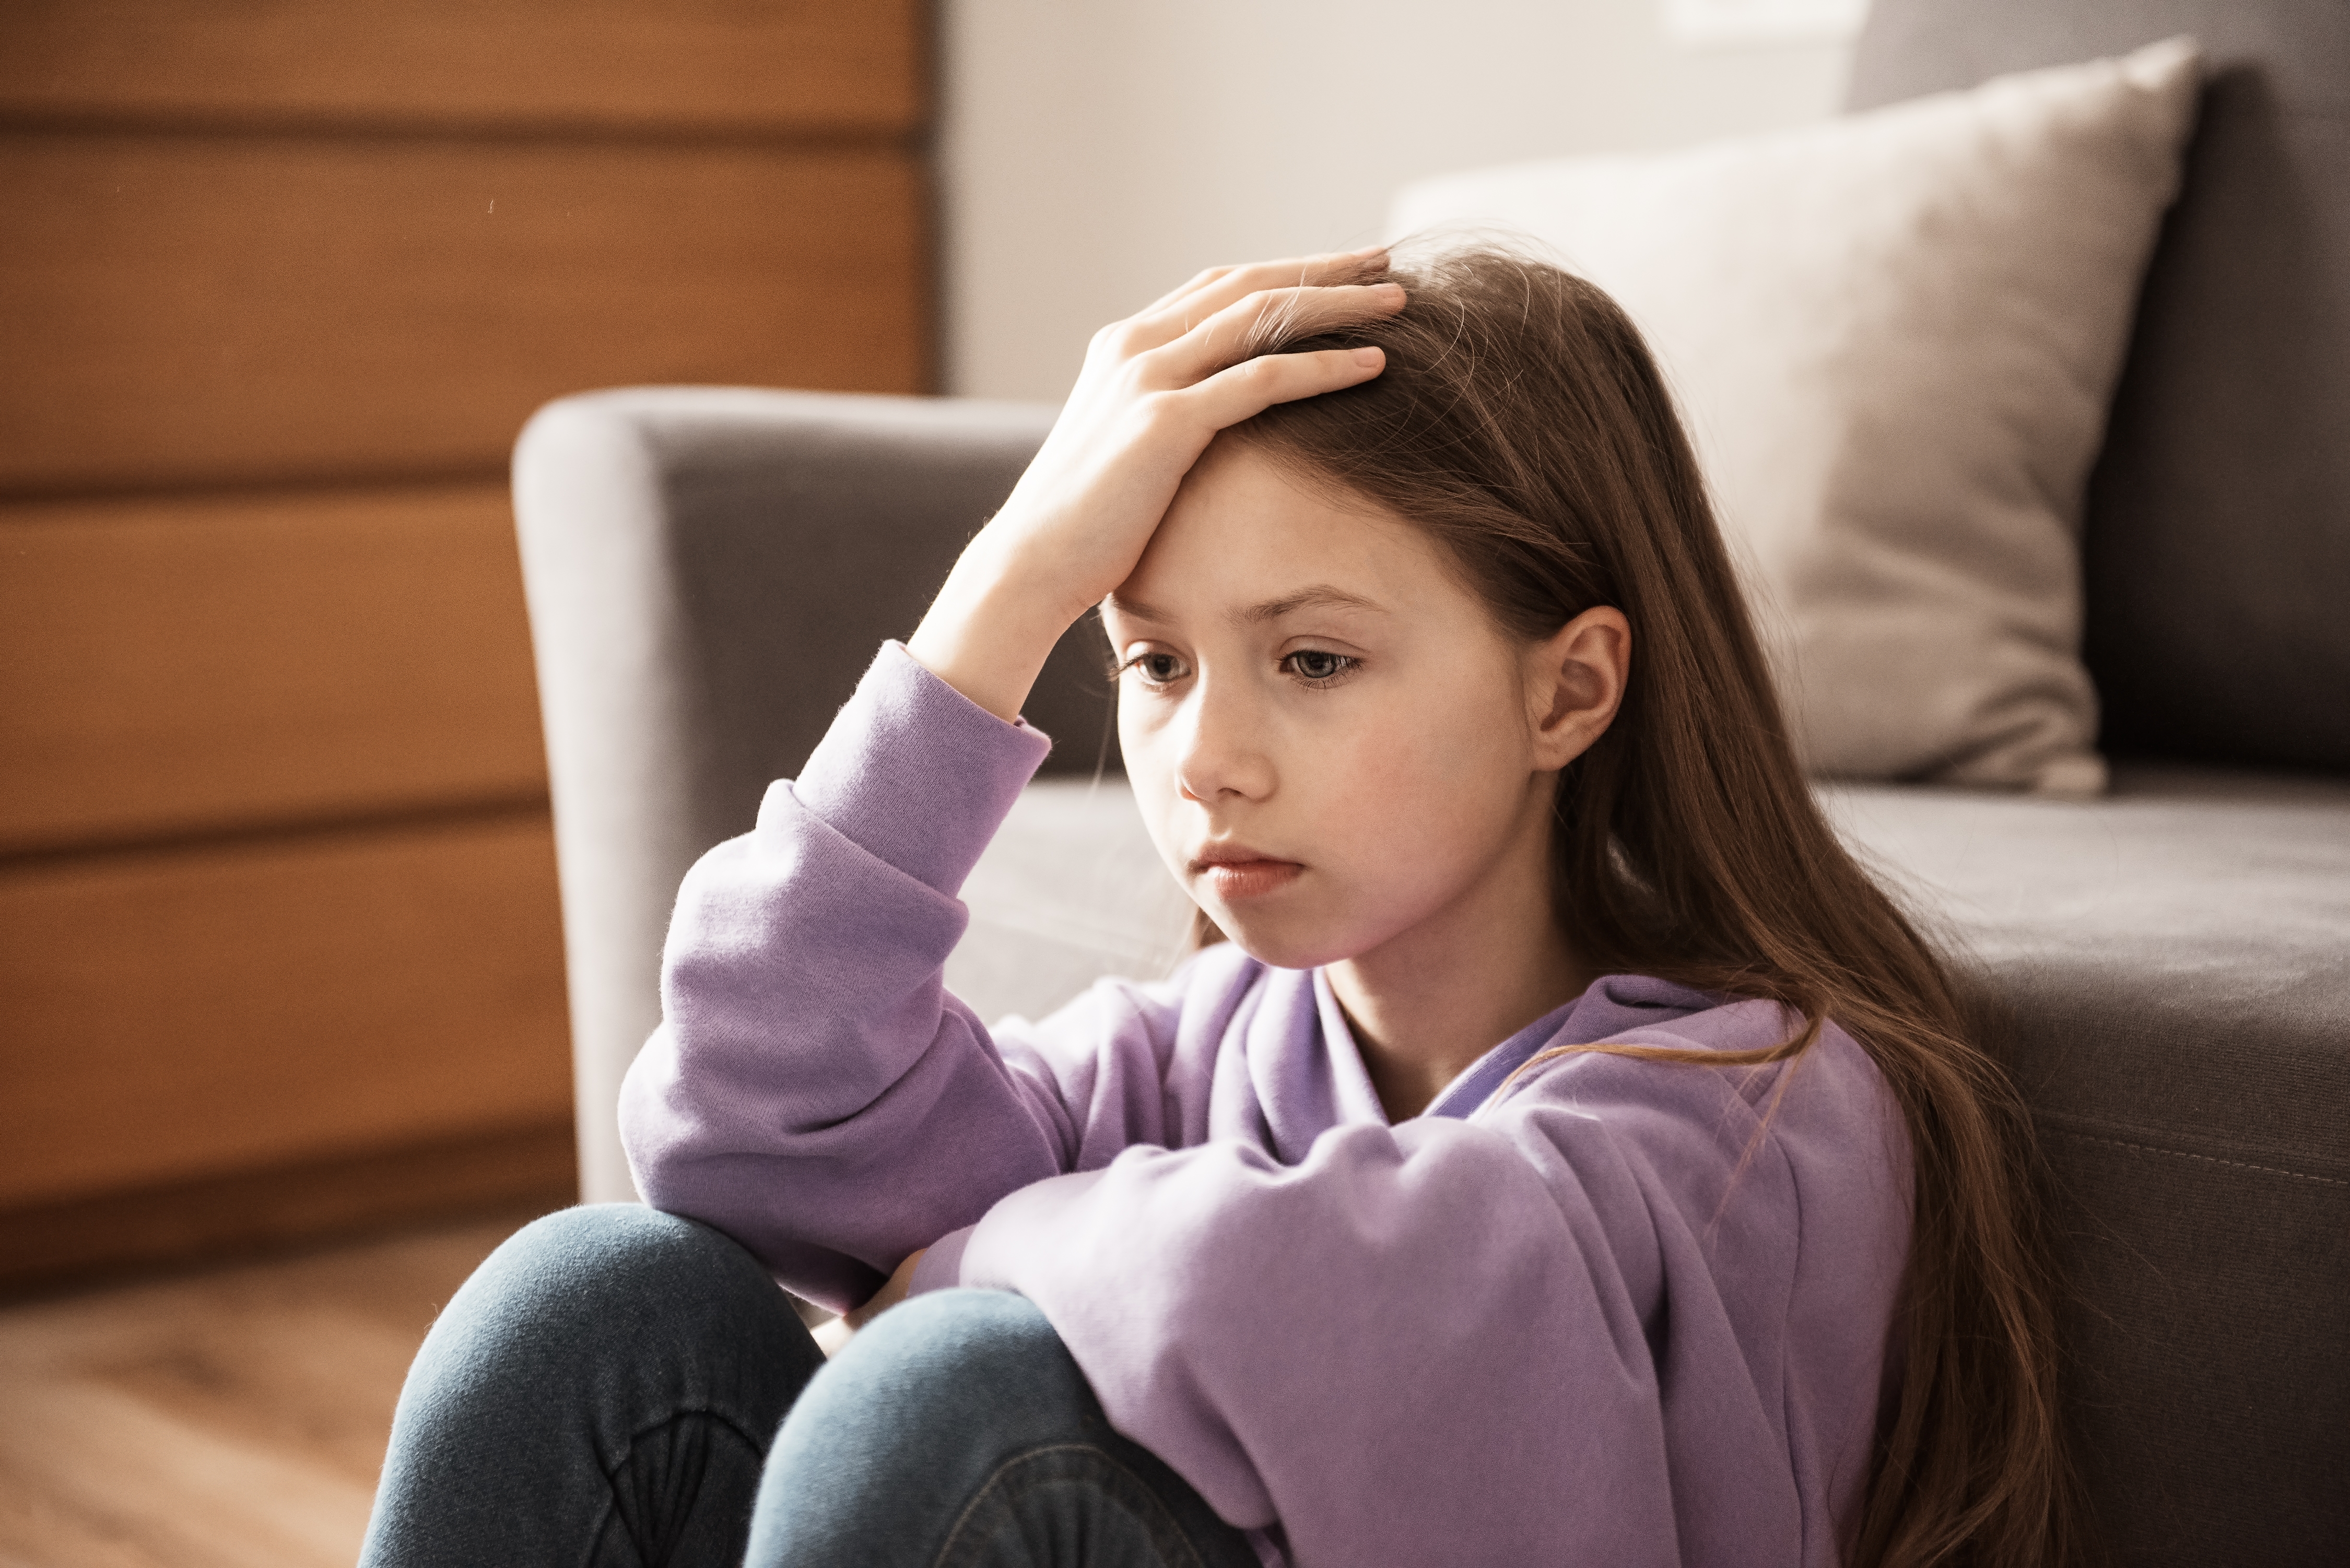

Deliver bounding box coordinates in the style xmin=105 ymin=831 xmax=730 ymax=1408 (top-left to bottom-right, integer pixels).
xmin=512 ymin=388 xmax=1075 ymax=1202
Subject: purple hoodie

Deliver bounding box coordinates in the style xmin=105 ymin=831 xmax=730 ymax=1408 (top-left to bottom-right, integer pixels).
xmin=620 ymin=643 xmax=1910 ymax=1567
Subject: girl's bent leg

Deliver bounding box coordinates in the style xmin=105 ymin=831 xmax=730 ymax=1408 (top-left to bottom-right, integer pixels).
xmin=360 ymin=1203 xmax=823 ymax=1568
xmin=748 ymin=1289 xmax=1262 ymax=1568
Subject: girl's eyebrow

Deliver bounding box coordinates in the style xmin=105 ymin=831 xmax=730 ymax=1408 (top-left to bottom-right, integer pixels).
xmin=1104 ymin=585 xmax=1386 ymax=626
xmin=1237 ymin=585 xmax=1386 ymax=624
xmin=1102 ymin=592 xmax=1171 ymax=623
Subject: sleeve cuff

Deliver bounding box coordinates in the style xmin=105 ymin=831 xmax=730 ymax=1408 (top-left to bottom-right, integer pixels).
xmin=772 ymin=641 xmax=1055 ymax=897
xmin=907 ymin=1224 xmax=978 ymax=1296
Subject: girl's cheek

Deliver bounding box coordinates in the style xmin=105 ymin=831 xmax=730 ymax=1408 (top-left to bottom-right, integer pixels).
xmin=1304 ymin=750 xmax=1449 ymax=873
xmin=1336 ymin=702 xmax=1533 ymax=846
xmin=1326 ymin=710 xmax=1459 ymax=805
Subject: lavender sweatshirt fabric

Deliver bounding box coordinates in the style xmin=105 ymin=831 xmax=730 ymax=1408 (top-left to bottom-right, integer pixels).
xmin=620 ymin=643 xmax=1911 ymax=1568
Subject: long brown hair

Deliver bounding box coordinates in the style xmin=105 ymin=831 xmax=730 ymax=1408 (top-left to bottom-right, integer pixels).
xmin=1220 ymin=247 xmax=2089 ymax=1567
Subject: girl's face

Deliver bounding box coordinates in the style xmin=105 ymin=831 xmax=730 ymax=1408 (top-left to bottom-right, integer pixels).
xmin=1107 ymin=441 xmax=1593 ymax=971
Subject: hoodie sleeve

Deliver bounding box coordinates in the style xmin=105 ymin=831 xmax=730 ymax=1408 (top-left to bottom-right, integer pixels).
xmin=938 ymin=1023 xmax=1909 ymax=1568
xmin=619 ymin=642 xmax=1083 ymax=1311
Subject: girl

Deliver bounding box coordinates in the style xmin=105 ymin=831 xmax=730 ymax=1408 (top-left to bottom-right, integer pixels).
xmin=362 ymin=246 xmax=2083 ymax=1567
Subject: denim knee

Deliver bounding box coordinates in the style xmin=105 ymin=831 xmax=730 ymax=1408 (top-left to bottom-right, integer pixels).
xmin=439 ymin=1202 xmax=781 ymax=1357
xmin=365 ymin=1204 xmax=822 ymax=1568
xmin=822 ymin=1287 xmax=1085 ymax=1429
xmin=397 ymin=1203 xmax=819 ymax=1477
xmin=746 ymin=1291 xmax=1082 ymax=1564
xmin=748 ymin=1289 xmax=1252 ymax=1568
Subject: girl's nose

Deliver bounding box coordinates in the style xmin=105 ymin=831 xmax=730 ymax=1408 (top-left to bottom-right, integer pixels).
xmin=1174 ymin=676 xmax=1275 ymax=804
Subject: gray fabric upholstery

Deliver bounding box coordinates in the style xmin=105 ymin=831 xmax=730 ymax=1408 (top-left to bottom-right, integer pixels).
xmin=514 ymin=389 xmax=1073 ymax=1204
xmin=1828 ymin=769 xmax=2350 ymax=1566
xmin=947 ymin=780 xmax=1193 ymax=1030
xmin=1848 ymin=0 xmax=2350 ymax=772
xmin=1846 ymin=6 xmax=2350 ymax=1553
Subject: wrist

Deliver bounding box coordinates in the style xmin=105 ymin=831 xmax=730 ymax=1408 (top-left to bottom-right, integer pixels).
xmin=907 ymin=549 xmax=1086 ymax=722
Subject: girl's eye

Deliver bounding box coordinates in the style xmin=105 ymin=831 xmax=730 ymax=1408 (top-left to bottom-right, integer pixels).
xmin=1283 ymin=650 xmax=1356 ymax=683
xmin=1122 ymin=651 xmax=1190 ymax=685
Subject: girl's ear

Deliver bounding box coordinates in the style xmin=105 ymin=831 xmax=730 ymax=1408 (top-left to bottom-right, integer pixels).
xmin=1526 ymin=606 xmax=1631 ymax=771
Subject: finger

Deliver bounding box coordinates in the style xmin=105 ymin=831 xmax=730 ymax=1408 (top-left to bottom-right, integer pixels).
xmin=1144 ymin=281 xmax=1404 ymax=387
xmin=1140 ymin=263 xmax=1240 ymax=316
xmin=1089 ymin=263 xmax=1263 ymax=363
xmin=1145 ymin=246 xmax=1386 ymax=317
xmin=1180 ymin=345 xmax=1388 ymax=432
xmin=1115 ymin=248 xmax=1389 ymax=358
xmin=1150 ymin=246 xmax=1389 ymax=334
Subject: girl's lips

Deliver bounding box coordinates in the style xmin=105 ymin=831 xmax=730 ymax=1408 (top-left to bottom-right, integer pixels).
xmin=1195 ymin=859 xmax=1303 ymax=901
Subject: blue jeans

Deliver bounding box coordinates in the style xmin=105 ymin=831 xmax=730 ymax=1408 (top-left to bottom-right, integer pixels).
xmin=358 ymin=1204 xmax=1265 ymax=1568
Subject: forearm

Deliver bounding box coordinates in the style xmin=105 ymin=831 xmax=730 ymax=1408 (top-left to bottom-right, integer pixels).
xmin=906 ymin=529 xmax=1087 ymax=723
xmin=620 ymin=645 xmax=1070 ymax=1308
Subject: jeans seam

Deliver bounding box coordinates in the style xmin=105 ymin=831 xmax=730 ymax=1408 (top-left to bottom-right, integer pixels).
xmin=604 ymin=1402 xmax=774 ymax=1479
xmin=933 ymin=1442 xmax=1210 ymax=1568
xmin=575 ymin=1405 xmax=774 ymax=1568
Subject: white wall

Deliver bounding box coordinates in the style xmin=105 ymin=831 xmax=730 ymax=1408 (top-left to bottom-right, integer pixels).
xmin=939 ymin=0 xmax=1859 ymax=401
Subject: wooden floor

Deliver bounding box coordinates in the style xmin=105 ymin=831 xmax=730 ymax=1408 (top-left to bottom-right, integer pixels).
xmin=0 ymin=1209 xmax=540 ymax=1567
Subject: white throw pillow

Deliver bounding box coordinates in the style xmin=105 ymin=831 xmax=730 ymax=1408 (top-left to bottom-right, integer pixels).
xmin=1390 ymin=38 xmax=2201 ymax=795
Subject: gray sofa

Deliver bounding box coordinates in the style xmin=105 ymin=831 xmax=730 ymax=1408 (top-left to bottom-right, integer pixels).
xmin=511 ymin=0 xmax=2347 ymax=1560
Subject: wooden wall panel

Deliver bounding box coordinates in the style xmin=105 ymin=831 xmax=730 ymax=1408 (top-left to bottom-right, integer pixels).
xmin=0 ymin=0 xmax=923 ymax=136
xmin=0 ymin=1125 xmax=574 ymax=1292
xmin=0 ymin=0 xmax=927 ymax=1270
xmin=0 ymin=485 xmax=544 ymax=855
xmin=0 ymin=812 xmax=570 ymax=1210
xmin=0 ymin=136 xmax=927 ymax=492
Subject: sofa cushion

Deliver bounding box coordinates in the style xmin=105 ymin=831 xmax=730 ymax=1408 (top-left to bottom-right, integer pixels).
xmin=1848 ymin=0 xmax=2350 ymax=777
xmin=1820 ymin=769 xmax=2350 ymax=1563
xmin=1388 ymin=41 xmax=2201 ymax=796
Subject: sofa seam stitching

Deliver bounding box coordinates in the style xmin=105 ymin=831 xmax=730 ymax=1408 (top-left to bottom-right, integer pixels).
xmin=2047 ymin=1127 xmax=2347 ymax=1186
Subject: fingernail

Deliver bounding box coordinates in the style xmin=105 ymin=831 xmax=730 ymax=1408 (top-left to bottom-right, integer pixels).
xmin=1353 ymin=347 xmax=1384 ymax=367
xmin=1377 ymin=282 xmax=1405 ymax=301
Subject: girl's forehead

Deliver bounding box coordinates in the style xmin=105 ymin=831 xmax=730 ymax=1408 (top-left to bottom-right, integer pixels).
xmin=1119 ymin=445 xmax=1453 ymax=618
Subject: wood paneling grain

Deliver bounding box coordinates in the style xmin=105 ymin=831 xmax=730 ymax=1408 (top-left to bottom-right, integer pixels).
xmin=0 ymin=812 xmax=570 ymax=1209
xmin=0 ymin=135 xmax=928 ymax=492
xmin=0 ymin=1131 xmax=569 ymax=1297
xmin=0 ymin=0 xmax=922 ymax=137
xmin=0 ymin=485 xmax=545 ymax=855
